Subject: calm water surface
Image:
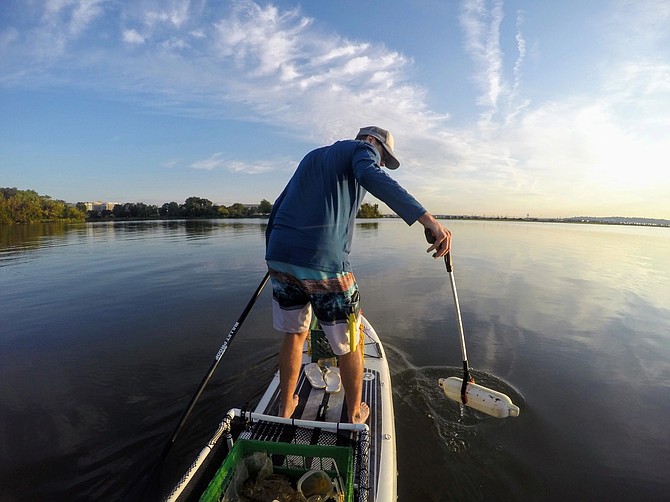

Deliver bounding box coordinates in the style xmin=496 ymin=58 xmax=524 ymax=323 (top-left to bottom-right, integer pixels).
xmin=1 ymin=219 xmax=668 ymax=501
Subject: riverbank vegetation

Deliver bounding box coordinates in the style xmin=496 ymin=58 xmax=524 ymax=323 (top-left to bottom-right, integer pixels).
xmin=0 ymin=188 xmax=275 ymax=223
xmin=2 ymin=187 xmax=387 ymax=224
xmin=0 ymin=188 xmax=86 ymax=224
xmin=86 ymin=197 xmax=274 ymax=220
xmin=357 ymin=202 xmax=382 ymax=218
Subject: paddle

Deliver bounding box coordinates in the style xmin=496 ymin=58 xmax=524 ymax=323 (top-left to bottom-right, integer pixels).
xmin=425 ymin=229 xmax=472 ymax=400
xmin=160 ymin=271 xmax=270 ymax=458
xmin=424 ymin=229 xmax=519 ymax=418
xmin=125 ymin=271 xmax=271 ymax=500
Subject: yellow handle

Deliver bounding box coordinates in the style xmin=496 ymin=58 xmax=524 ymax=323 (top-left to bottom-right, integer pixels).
xmin=348 ymin=313 xmax=357 ymax=352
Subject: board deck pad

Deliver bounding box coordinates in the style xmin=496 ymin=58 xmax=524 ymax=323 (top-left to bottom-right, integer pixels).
xmin=249 ymin=338 xmax=385 ymax=501
xmin=165 ymin=318 xmax=395 ymax=502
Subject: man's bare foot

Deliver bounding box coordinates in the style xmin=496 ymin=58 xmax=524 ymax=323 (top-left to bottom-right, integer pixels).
xmin=351 ymin=402 xmax=370 ymax=424
xmin=279 ymin=394 xmax=299 ymax=418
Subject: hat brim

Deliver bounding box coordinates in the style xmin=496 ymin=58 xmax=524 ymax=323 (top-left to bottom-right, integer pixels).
xmin=380 ymin=143 xmax=400 ymax=170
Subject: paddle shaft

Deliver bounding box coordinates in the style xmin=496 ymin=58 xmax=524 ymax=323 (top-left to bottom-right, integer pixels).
xmin=444 ymin=253 xmax=472 ymax=400
xmin=425 ymin=230 xmax=520 ymax=418
xmin=425 ymin=229 xmax=472 ymax=401
xmin=444 ymin=253 xmax=469 ymax=365
xmin=160 ymin=271 xmax=270 ymax=459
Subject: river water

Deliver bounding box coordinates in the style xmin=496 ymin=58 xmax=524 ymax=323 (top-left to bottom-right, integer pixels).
xmin=1 ymin=219 xmax=668 ymax=501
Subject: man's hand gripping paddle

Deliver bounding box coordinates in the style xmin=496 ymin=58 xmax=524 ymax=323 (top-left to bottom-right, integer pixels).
xmin=425 ymin=228 xmax=520 ymax=418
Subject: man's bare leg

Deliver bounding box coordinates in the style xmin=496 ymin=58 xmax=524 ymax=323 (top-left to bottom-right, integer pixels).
xmin=278 ymin=331 xmax=308 ymax=418
xmin=339 ymin=344 xmax=370 ymax=424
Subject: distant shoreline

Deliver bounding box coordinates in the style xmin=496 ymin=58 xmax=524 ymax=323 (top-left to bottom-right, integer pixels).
xmin=1 ymin=215 xmax=664 ymax=228
xmin=390 ymin=214 xmax=670 ymax=228
xmin=77 ymin=214 xmax=669 ymax=228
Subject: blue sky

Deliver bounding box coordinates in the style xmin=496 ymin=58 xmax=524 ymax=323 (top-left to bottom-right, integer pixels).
xmin=1 ymin=0 xmax=669 ymax=218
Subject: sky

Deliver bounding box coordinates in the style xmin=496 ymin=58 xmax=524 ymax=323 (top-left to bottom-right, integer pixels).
xmin=1 ymin=0 xmax=669 ymax=219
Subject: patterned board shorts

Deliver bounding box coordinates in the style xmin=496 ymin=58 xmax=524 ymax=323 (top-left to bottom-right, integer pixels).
xmin=267 ymin=260 xmax=361 ymax=355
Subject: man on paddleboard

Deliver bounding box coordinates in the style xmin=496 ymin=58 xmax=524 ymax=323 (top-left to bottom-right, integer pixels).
xmin=265 ymin=126 xmax=451 ymax=423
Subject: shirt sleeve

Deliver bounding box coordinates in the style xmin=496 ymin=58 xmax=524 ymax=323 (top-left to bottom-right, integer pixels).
xmin=352 ymin=142 xmax=427 ymax=225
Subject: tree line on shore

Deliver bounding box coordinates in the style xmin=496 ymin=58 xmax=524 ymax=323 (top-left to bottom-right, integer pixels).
xmin=1 ymin=187 xmax=383 ymax=224
xmin=0 ymin=188 xmax=86 ymax=224
xmin=0 ymin=188 xmax=274 ymax=224
xmin=84 ymin=197 xmax=274 ymax=220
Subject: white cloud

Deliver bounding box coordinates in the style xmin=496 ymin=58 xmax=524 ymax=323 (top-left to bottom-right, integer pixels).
xmin=227 ymin=160 xmax=278 ymax=174
xmin=456 ymin=1 xmax=530 ymax=130
xmin=190 ymin=153 xmax=227 ymax=170
xmin=0 ymin=27 xmax=19 ymax=52
xmin=31 ymin=0 xmax=106 ymax=58
xmin=460 ymin=0 xmax=506 ymax=121
xmin=161 ymin=159 xmax=180 ymax=169
xmin=145 ymin=6 xmax=190 ymax=29
xmin=212 ymin=3 xmax=310 ymax=77
xmin=67 ymin=0 xmax=106 ymax=37
xmin=604 ymin=0 xmax=670 ymax=55
xmin=1 ymin=0 xmax=436 ymax=142
xmin=123 ymin=29 xmax=145 ymax=45
xmin=189 ymin=153 xmax=283 ymax=174
xmin=506 ymin=10 xmax=529 ymax=124
xmin=42 ymin=0 xmax=105 ymax=36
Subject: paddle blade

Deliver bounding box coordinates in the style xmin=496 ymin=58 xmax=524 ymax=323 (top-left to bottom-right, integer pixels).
xmin=438 ymin=376 xmax=520 ymax=418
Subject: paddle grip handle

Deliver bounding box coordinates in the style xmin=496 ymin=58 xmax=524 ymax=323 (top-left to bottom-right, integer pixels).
xmin=424 ymin=227 xmax=435 ymax=244
xmin=424 ymin=228 xmax=452 ymax=271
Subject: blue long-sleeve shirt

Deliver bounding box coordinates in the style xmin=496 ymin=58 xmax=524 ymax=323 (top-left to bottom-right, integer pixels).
xmin=265 ymin=139 xmax=426 ymax=272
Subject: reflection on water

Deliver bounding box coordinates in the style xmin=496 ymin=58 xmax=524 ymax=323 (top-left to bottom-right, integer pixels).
xmin=0 ymin=220 xmax=270 ymax=264
xmin=0 ymin=219 xmax=668 ymax=501
xmin=356 ymin=221 xmax=380 ymax=231
xmin=0 ymin=222 xmax=82 ymax=265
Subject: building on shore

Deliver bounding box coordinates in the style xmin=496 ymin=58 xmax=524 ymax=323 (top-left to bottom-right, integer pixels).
xmin=84 ymin=201 xmax=118 ymax=212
